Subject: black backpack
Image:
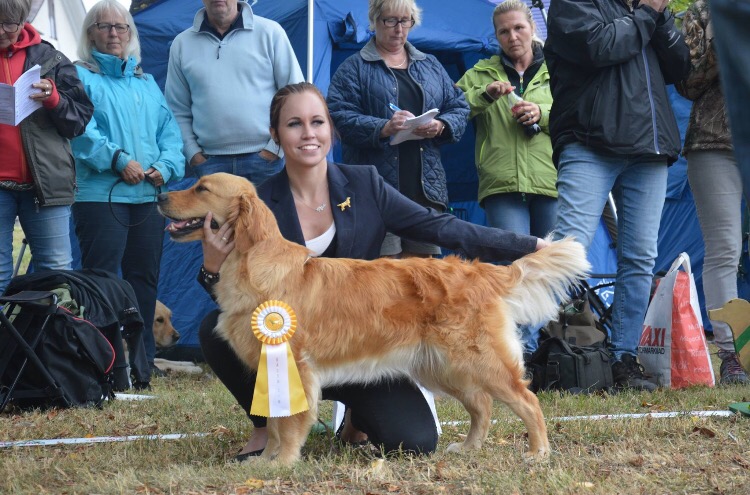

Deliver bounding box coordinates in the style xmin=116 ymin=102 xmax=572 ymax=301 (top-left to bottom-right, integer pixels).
xmin=0 ymin=292 xmax=116 ymax=411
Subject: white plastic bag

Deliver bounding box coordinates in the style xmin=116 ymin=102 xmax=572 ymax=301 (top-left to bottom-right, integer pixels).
xmin=638 ymin=253 xmax=715 ymax=388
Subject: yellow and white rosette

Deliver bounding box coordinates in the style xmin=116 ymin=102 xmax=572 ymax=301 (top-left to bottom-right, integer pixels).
xmin=249 ymin=300 xmax=309 ymax=417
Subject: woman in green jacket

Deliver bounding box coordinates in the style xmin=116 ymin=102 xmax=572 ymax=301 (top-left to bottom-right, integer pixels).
xmin=457 ymin=0 xmax=556 ymax=240
xmin=457 ymin=0 xmax=556 ymax=353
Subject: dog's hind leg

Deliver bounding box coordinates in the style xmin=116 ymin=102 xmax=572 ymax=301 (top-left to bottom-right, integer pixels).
xmin=445 ymin=389 xmax=493 ymax=452
xmin=492 ymin=382 xmax=549 ymax=460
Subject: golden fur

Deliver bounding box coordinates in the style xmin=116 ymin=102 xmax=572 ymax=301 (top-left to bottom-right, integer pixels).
xmin=159 ymin=173 xmax=590 ymax=464
xmin=153 ymin=300 xmax=180 ymax=349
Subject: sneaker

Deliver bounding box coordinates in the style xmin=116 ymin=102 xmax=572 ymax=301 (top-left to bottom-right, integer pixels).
xmin=718 ymin=351 xmax=749 ymax=385
xmin=611 ymin=354 xmax=657 ymax=392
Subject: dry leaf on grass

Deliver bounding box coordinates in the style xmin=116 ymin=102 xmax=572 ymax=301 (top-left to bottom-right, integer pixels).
xmin=691 ymin=426 xmax=716 ymax=438
xmin=733 ymin=455 xmax=750 ymax=469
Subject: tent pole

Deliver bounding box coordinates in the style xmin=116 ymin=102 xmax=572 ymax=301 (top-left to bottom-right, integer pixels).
xmin=307 ymin=0 xmax=314 ymax=82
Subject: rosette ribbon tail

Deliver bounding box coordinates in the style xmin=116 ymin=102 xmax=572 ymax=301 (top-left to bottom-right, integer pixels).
xmin=250 ymin=342 xmax=309 ymax=417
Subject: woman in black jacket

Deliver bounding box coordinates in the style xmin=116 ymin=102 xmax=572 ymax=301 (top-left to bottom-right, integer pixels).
xmin=0 ymin=0 xmax=93 ymax=294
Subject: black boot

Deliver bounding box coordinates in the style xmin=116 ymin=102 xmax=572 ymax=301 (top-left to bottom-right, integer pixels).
xmin=611 ymin=354 xmax=657 ymax=392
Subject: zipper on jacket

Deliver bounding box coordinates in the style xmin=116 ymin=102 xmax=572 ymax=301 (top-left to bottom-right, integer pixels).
xmin=641 ymin=49 xmax=660 ymax=154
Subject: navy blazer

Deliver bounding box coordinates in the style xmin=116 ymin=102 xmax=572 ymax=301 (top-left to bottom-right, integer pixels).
xmin=257 ymin=162 xmax=537 ymax=262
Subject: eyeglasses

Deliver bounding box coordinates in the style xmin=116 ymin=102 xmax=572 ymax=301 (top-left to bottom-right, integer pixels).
xmin=381 ymin=17 xmax=415 ymax=28
xmin=0 ymin=22 xmax=21 ymax=33
xmin=94 ymin=22 xmax=130 ymax=34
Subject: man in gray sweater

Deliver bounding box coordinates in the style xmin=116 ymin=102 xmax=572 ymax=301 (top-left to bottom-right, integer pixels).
xmin=166 ymin=0 xmax=303 ymax=185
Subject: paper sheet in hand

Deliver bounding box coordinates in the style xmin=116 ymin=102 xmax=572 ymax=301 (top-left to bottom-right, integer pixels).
xmin=0 ymin=64 xmax=42 ymax=126
xmin=390 ymin=108 xmax=440 ymax=145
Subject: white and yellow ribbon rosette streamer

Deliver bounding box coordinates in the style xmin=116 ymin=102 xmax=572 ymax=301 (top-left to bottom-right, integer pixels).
xmin=249 ymin=300 xmax=309 ymax=417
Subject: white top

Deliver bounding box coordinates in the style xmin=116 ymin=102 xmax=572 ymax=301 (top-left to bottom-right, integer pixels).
xmin=305 ymin=222 xmax=336 ymax=257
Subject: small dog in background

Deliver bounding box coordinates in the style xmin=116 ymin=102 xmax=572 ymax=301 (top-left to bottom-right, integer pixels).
xmin=153 ymin=300 xmax=180 ymax=348
xmin=152 ymin=300 xmax=202 ymax=375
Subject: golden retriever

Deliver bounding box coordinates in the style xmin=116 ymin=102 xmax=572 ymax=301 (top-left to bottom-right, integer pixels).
xmin=151 ymin=300 xmax=203 ymax=375
xmin=158 ymin=173 xmax=590 ymax=464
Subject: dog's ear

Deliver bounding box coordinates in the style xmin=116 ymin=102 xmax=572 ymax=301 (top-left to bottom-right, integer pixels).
xmin=232 ymin=191 xmax=279 ymax=253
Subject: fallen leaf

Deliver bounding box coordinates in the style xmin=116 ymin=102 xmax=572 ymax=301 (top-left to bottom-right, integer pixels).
xmin=628 ymin=456 xmax=644 ymax=467
xmin=733 ymin=455 xmax=750 ymax=469
xmin=692 ymin=426 xmax=716 ymax=438
xmin=243 ymin=478 xmax=264 ymax=489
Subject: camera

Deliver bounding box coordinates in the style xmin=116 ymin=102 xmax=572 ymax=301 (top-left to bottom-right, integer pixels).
xmin=522 ymin=122 xmax=542 ymax=138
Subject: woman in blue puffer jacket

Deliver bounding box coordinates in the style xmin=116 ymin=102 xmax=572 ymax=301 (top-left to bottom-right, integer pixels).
xmin=327 ymin=0 xmax=469 ymax=259
xmin=71 ymin=0 xmax=184 ymax=378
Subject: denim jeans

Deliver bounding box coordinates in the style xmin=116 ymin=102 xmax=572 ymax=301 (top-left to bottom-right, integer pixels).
xmin=712 ymin=0 xmax=750 ymax=195
xmin=0 ymin=189 xmax=72 ymax=294
xmin=72 ymin=202 xmax=164 ymax=365
xmin=483 ymin=192 xmax=558 ymax=238
xmin=553 ymin=142 xmax=668 ymax=360
xmin=192 ymin=152 xmax=283 ymax=187
xmin=483 ymin=192 xmax=557 ymax=352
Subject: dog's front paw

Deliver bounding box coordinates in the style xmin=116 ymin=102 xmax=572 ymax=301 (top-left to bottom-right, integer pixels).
xmin=446 ymin=442 xmax=465 ymax=453
xmin=522 ymin=446 xmax=550 ymax=463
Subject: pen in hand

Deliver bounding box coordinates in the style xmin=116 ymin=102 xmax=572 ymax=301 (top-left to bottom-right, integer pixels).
xmin=388 ymin=102 xmax=401 ymax=112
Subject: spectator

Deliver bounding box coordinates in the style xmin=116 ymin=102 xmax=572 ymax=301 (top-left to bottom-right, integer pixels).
xmin=196 ymin=82 xmax=548 ymax=461
xmin=676 ymin=0 xmax=748 ymax=385
xmin=711 ymin=2 xmax=750 ymax=194
xmin=165 ymin=0 xmax=303 ymax=186
xmin=0 ymin=0 xmax=93 ymax=294
xmin=457 ymin=0 xmax=556 ymax=353
xmin=327 ymin=0 xmax=469 ymax=259
xmin=544 ymin=0 xmax=689 ymax=390
xmin=71 ymin=0 xmax=184 ymax=378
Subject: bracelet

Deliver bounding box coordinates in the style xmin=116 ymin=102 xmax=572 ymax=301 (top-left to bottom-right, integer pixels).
xmin=200 ymin=265 xmax=220 ymax=284
xmin=437 ymin=121 xmax=446 ymax=137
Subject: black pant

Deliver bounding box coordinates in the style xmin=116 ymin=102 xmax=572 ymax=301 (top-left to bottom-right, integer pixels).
xmin=73 ymin=202 xmax=164 ymax=365
xmin=199 ymin=310 xmax=438 ymax=455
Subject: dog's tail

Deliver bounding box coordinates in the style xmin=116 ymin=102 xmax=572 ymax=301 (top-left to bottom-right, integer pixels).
xmin=504 ymin=237 xmax=591 ymax=327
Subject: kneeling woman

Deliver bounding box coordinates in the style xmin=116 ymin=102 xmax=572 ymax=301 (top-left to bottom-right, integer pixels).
xmin=198 ymin=82 xmax=548 ymax=460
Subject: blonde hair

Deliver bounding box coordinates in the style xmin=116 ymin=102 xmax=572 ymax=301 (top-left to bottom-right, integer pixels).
xmin=368 ymin=0 xmax=422 ymax=31
xmin=78 ymin=0 xmax=141 ymax=63
xmin=492 ymin=0 xmax=543 ymax=45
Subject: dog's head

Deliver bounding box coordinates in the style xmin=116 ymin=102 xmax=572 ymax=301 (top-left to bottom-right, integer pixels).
xmin=153 ymin=300 xmax=180 ymax=348
xmin=158 ymin=172 xmax=280 ymax=251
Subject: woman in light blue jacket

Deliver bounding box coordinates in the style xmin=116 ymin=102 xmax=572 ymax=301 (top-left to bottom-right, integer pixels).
xmin=71 ymin=0 xmax=184 ymax=379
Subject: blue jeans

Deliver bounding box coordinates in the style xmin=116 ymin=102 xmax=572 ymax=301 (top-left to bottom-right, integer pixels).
xmin=0 ymin=189 xmax=72 ymax=294
xmin=72 ymin=202 xmax=164 ymax=366
xmin=193 ymin=152 xmax=283 ymax=187
xmin=712 ymin=0 xmax=750 ymax=195
xmin=552 ymin=142 xmax=668 ymax=361
xmin=483 ymin=192 xmax=558 ymax=238
xmin=484 ymin=192 xmax=557 ymax=352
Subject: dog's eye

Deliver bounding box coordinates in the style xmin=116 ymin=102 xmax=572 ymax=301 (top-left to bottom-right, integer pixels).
xmin=156 ymin=317 xmax=164 ymax=323
xmin=196 ymin=185 xmax=208 ymax=192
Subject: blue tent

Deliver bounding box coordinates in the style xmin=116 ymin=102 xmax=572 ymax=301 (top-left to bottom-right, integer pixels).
xmin=133 ymin=0 xmax=713 ymax=354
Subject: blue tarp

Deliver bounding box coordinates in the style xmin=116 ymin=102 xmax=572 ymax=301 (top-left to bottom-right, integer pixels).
xmin=132 ymin=0 xmax=713 ymax=352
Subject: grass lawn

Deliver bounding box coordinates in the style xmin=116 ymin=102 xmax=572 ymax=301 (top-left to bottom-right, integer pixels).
xmin=0 ymin=345 xmax=748 ymax=494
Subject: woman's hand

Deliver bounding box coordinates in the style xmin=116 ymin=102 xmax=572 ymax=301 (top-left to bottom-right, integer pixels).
xmin=121 ymin=160 xmax=145 ymax=184
xmin=202 ymin=212 xmax=235 ymax=274
xmin=30 ymin=78 xmax=55 ymax=102
xmin=485 ymin=81 xmax=514 ymax=100
xmin=511 ymin=101 xmax=541 ymax=126
xmin=413 ymin=119 xmax=445 ymax=139
xmin=144 ymin=167 xmax=164 ymax=187
xmin=380 ymin=109 xmax=415 ymax=138
xmin=535 ymin=237 xmax=551 ymax=251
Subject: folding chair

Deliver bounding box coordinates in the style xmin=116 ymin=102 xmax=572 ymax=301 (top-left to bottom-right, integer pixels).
xmin=0 ymin=291 xmax=72 ymax=412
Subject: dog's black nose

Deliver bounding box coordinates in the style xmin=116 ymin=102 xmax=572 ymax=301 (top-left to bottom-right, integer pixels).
xmin=157 ymin=192 xmax=169 ymax=204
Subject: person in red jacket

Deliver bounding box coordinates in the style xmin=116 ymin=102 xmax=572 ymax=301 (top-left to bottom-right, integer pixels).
xmin=0 ymin=0 xmax=93 ymax=294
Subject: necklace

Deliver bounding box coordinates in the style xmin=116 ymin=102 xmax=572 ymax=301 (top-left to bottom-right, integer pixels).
xmin=390 ymin=54 xmax=407 ymax=68
xmin=292 ymin=192 xmax=328 ymax=213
